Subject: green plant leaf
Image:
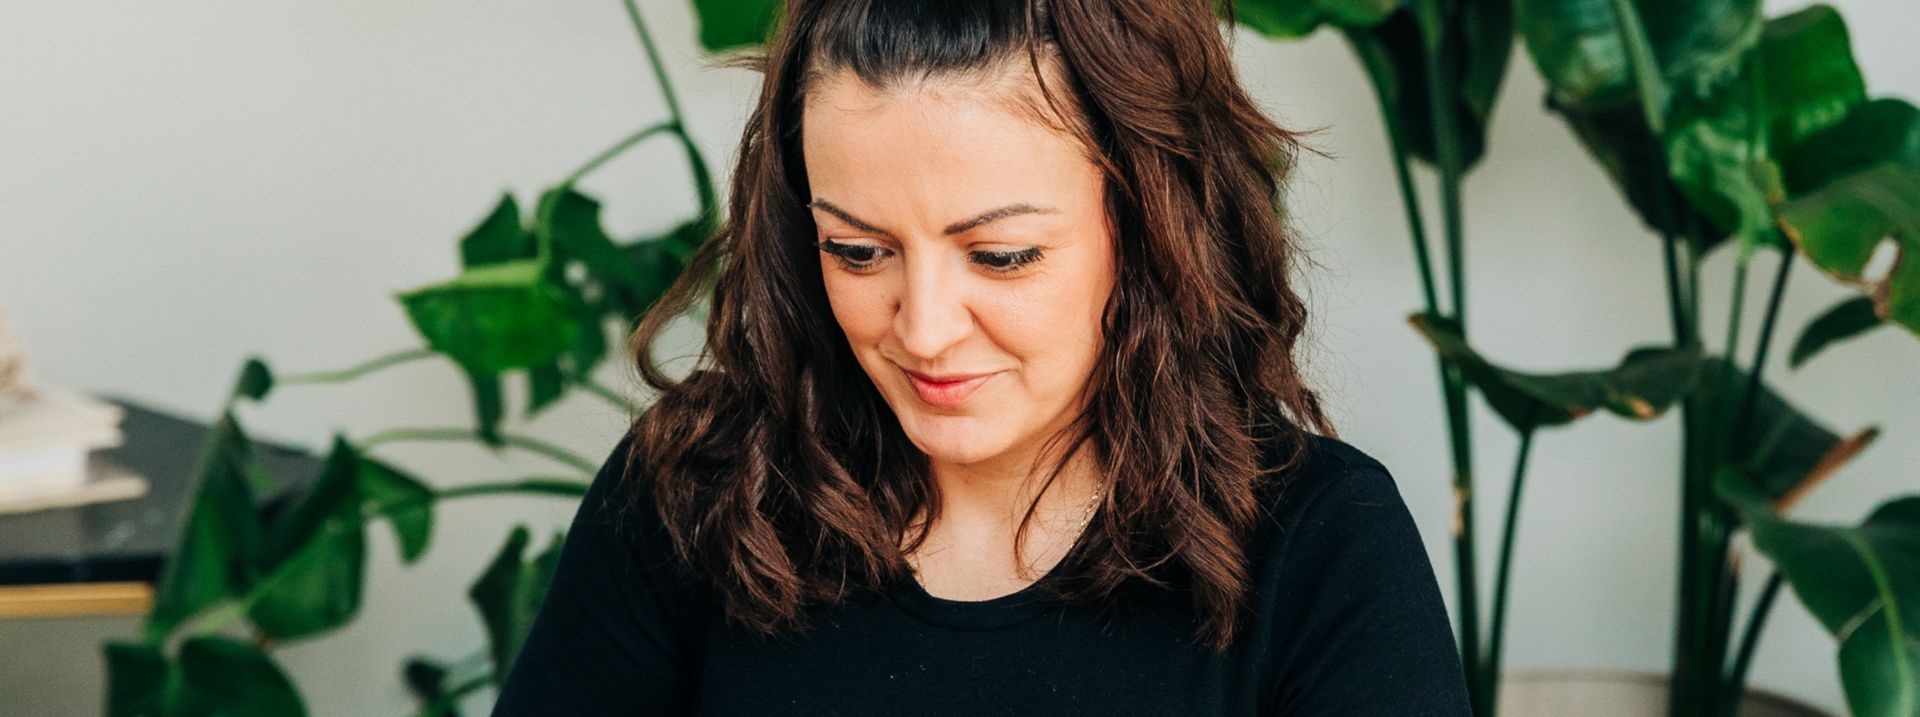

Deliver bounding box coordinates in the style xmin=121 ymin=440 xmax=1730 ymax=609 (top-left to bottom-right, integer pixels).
xmin=1232 ymin=0 xmax=1402 ymax=38
xmin=1791 ymin=295 xmax=1886 ymax=369
xmin=1778 ymin=164 xmax=1920 ymax=336
xmin=1342 ymin=0 xmax=1513 ymax=170
xmin=398 ymin=259 xmax=584 ymax=375
xmin=538 ymin=187 xmax=665 ymax=319
xmin=1785 ymin=98 xmax=1920 ymax=195
xmin=1518 ymin=0 xmax=1760 ymax=109
xmin=357 ymin=454 xmax=435 ymax=564
xmin=526 ymin=360 xmax=566 ymax=418
xmin=1663 ymin=4 xmax=1864 ymax=255
xmin=147 ymin=412 xmax=262 ymax=641
xmin=1716 ymin=472 xmax=1920 ymax=717
xmin=1408 ymin=311 xmax=1704 ymax=432
xmin=247 ymin=436 xmax=367 ymax=640
xmin=178 ymin=635 xmax=308 ymax=717
xmin=466 ymin=368 xmax=505 ymax=447
xmin=689 ymin=0 xmax=783 ymax=53
xmin=468 ymin=526 xmax=566 ymax=686
xmin=233 ymin=357 xmax=274 ymax=403
xmin=402 ymin=656 xmax=465 ymax=717
xmin=459 ymin=194 xmax=533 ymax=268
xmin=1696 ymin=359 xmax=1879 ymax=506
xmin=104 ymin=641 xmax=172 ymax=717
xmin=1519 ymin=0 xmax=1763 ymax=241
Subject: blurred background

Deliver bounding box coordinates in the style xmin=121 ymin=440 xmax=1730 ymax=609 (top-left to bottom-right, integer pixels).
xmin=0 ymin=0 xmax=1915 ymax=714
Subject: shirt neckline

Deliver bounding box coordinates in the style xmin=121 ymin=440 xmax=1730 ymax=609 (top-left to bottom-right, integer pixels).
xmin=887 ymin=535 xmax=1086 ymax=631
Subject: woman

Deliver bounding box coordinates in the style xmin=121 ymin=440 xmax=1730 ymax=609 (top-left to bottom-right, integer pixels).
xmin=494 ymin=0 xmax=1469 ymax=714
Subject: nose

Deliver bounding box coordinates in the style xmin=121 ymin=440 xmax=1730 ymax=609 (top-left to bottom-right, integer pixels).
xmin=893 ymin=250 xmax=972 ymax=361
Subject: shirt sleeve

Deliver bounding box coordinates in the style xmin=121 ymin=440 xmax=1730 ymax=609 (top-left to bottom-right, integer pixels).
xmin=491 ymin=432 xmax=701 ymax=716
xmin=1266 ymin=462 xmax=1473 ymax=716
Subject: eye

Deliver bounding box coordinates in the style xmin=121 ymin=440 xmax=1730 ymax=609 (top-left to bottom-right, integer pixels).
xmin=817 ymin=239 xmax=891 ymax=272
xmin=970 ymin=247 xmax=1044 ymax=274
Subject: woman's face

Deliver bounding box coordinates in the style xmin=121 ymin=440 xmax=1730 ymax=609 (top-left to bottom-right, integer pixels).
xmin=801 ymin=68 xmax=1116 ymax=472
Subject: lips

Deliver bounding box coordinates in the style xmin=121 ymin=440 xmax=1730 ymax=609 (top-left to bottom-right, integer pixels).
xmin=902 ymin=368 xmax=997 ymax=408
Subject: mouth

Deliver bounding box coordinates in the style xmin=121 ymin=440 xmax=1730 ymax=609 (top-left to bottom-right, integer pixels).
xmin=901 ymin=368 xmax=998 ymax=408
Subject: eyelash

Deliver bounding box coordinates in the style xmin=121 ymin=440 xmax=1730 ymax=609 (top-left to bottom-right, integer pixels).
xmin=816 ymin=239 xmax=1044 ymax=275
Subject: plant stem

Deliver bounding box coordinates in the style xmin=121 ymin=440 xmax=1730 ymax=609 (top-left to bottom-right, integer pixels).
xmin=1481 ymin=428 xmax=1536 ymax=715
xmin=562 ymin=120 xmax=680 ymax=187
xmin=1412 ymin=4 xmax=1484 ymax=711
xmin=578 ymin=376 xmax=642 ymax=414
xmin=359 ymin=428 xmax=599 ymax=474
xmin=1719 ymin=571 xmax=1782 ymax=716
xmin=1345 ymin=31 xmax=1443 ymax=318
xmin=1703 ymin=243 xmax=1797 ymax=714
xmin=620 ymin=0 xmax=719 ymax=223
xmin=278 ymin=348 xmax=438 ymax=386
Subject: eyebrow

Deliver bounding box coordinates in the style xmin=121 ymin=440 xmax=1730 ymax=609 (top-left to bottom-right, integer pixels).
xmin=807 ymin=199 xmax=1058 ymax=237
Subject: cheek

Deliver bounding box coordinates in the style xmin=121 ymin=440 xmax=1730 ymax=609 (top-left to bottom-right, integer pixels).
xmin=982 ymin=269 xmax=1111 ymax=385
xmin=821 ymin=269 xmax=892 ymax=344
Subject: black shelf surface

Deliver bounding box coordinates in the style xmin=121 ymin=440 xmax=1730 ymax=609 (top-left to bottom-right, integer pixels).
xmin=0 ymin=395 xmax=319 ymax=586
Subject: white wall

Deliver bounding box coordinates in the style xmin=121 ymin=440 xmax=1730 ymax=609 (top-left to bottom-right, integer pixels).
xmin=1 ymin=0 xmax=1915 ymax=714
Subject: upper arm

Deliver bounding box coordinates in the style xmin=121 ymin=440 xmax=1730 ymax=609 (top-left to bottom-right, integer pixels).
xmin=1266 ymin=462 xmax=1472 ymax=716
xmin=491 ymin=433 xmax=699 ymax=716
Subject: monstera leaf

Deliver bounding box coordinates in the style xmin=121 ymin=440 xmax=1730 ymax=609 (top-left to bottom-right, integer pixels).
xmin=1718 ymin=471 xmax=1920 ymax=717
xmin=1408 ymin=312 xmax=1703 ymax=432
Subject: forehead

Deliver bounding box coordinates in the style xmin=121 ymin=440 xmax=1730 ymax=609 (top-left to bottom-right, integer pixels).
xmin=798 ymin=70 xmax=1101 ymax=227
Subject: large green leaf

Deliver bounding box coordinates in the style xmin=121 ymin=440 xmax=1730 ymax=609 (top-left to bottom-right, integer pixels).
xmin=1518 ymin=0 xmax=1763 ymax=241
xmin=1231 ymin=0 xmax=1401 ymax=39
xmin=538 ymin=187 xmax=663 ymax=319
xmin=1717 ymin=472 xmax=1920 ymax=717
xmin=469 ymin=526 xmax=566 ymax=686
xmin=1784 ymin=98 xmax=1920 ymax=195
xmin=1343 ymin=0 xmax=1513 ymax=171
xmin=1408 ymin=311 xmax=1703 ymax=432
xmin=357 ymin=453 xmax=435 ymax=564
xmin=104 ymin=641 xmax=172 ymax=717
xmin=1516 ymin=0 xmax=1761 ymax=110
xmin=1790 ymin=295 xmax=1887 ymax=369
xmin=178 ymin=636 xmax=307 ymax=717
xmin=459 ymin=194 xmax=533 ymax=269
xmin=1778 ymin=163 xmax=1920 ymax=336
xmin=1696 ymin=359 xmax=1879 ymax=507
xmin=398 ymin=259 xmax=584 ymax=375
xmin=689 ymin=0 xmax=783 ymax=53
xmin=1663 ymin=5 xmax=1864 ymax=255
xmin=147 ymin=413 xmax=262 ymax=641
xmin=247 ymin=436 xmax=367 ymax=640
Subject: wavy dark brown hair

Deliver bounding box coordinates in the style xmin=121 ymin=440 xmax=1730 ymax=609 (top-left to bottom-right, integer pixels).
xmin=622 ymin=0 xmax=1335 ymax=652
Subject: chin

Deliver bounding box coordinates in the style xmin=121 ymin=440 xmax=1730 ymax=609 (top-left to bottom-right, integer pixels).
xmin=894 ymin=410 xmax=1014 ymax=466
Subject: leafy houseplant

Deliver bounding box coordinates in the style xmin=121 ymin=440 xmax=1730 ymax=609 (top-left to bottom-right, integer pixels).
xmin=1221 ymin=0 xmax=1920 ymax=716
xmin=99 ymin=1 xmax=720 ymax=714
xmin=686 ymin=0 xmax=1920 ymax=714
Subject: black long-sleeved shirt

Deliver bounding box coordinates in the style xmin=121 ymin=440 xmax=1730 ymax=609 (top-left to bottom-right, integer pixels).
xmin=492 ymin=429 xmax=1471 ymax=715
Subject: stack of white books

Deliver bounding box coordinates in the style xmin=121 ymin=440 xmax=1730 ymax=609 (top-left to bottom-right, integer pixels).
xmin=0 ymin=385 xmax=147 ymax=514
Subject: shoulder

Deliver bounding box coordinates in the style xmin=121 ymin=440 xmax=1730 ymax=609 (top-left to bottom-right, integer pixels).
xmin=1252 ymin=432 xmax=1410 ymax=539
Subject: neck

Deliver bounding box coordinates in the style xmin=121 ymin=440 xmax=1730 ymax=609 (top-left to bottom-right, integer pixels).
xmin=924 ymin=433 xmax=1102 ymax=531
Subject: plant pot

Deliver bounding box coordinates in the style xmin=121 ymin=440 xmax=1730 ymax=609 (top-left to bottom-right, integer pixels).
xmin=1496 ymin=670 xmax=1834 ymax=717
